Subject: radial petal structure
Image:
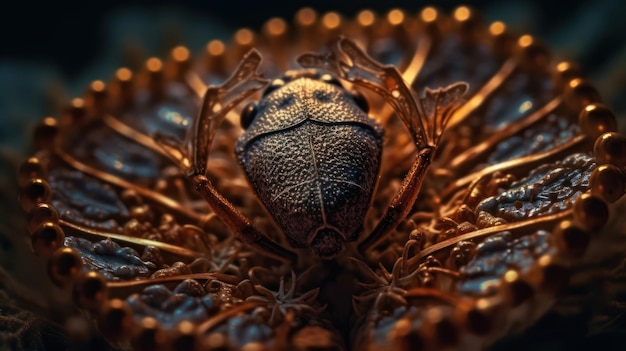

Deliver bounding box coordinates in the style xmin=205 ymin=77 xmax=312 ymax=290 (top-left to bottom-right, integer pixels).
xmin=18 ymin=6 xmax=626 ymax=351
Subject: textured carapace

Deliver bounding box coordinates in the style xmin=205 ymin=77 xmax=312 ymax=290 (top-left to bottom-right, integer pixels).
xmin=236 ymin=72 xmax=383 ymax=258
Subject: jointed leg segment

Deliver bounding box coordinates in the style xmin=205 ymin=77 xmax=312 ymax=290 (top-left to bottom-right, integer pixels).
xmin=299 ymin=38 xmax=469 ymax=253
xmin=156 ymin=49 xmax=297 ymax=263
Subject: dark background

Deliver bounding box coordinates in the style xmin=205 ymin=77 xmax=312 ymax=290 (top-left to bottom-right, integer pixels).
xmin=1 ymin=0 xmax=623 ymax=77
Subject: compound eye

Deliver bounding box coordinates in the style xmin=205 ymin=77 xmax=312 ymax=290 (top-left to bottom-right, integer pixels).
xmin=240 ymin=102 xmax=258 ymax=129
xmin=321 ymin=74 xmax=342 ymax=88
xmin=351 ymin=90 xmax=369 ymax=114
xmin=263 ymin=79 xmax=285 ymax=97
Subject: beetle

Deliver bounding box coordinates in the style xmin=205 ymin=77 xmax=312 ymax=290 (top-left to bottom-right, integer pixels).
xmin=235 ymin=71 xmax=383 ymax=258
xmin=155 ymin=38 xmax=468 ymax=262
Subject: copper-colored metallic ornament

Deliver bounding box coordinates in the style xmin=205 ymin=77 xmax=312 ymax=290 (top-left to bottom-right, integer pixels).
xmin=18 ymin=5 xmax=626 ymax=351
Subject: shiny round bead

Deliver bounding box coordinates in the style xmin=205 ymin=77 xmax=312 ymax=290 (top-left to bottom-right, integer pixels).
xmin=31 ymin=222 xmax=65 ymax=257
xmin=537 ymin=255 xmax=569 ymax=294
xmin=110 ymin=67 xmax=134 ymax=108
xmin=594 ymin=132 xmax=626 ymax=168
xmin=579 ymin=104 xmax=618 ymax=140
xmin=420 ymin=6 xmax=443 ymax=37
xmin=27 ymin=202 xmax=58 ymax=234
xmin=99 ymin=299 xmax=133 ymax=340
xmin=501 ymin=270 xmax=533 ymax=307
xmin=145 ymin=57 xmax=165 ymax=99
xmin=64 ymin=98 xmax=87 ymax=126
xmin=424 ymin=307 xmax=459 ymax=347
xmin=573 ymin=193 xmax=609 ymax=231
xmin=563 ymin=78 xmax=602 ymax=113
xmin=48 ymin=246 xmax=82 ymax=287
xmin=171 ymin=321 xmax=197 ymax=351
xmin=132 ymin=317 xmax=164 ymax=351
xmin=515 ymin=35 xmax=550 ymax=71
xmin=85 ymin=80 xmax=109 ymax=114
xmin=73 ymin=271 xmax=108 ymax=311
xmin=19 ymin=178 xmax=52 ymax=211
xmin=553 ymin=220 xmax=590 ymax=257
xmin=18 ymin=157 xmax=45 ymax=187
xmin=32 ymin=117 xmax=59 ymax=150
xmin=291 ymin=325 xmax=344 ymax=350
xmin=201 ymin=332 xmax=229 ymax=351
xmin=452 ymin=6 xmax=483 ymax=43
xmin=589 ymin=164 xmax=626 ymax=203
xmin=389 ymin=318 xmax=424 ymax=351
xmin=553 ymin=61 xmax=583 ymax=91
xmin=488 ymin=21 xmax=514 ymax=58
xmin=463 ymin=299 xmax=493 ymax=335
xmin=168 ymin=46 xmax=192 ymax=81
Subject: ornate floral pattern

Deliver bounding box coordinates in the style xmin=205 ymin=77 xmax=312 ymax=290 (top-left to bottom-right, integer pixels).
xmin=17 ymin=6 xmax=626 ymax=351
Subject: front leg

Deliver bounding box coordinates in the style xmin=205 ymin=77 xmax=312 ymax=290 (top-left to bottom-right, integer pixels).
xmin=156 ymin=49 xmax=297 ymax=263
xmin=299 ymin=38 xmax=468 ymax=253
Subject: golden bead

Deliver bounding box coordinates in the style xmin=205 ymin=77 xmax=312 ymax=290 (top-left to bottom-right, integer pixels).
xmin=32 ymin=116 xmax=59 ymax=150
xmin=424 ymin=307 xmax=459 ymax=347
xmin=18 ymin=157 xmax=45 ymax=187
xmin=579 ymin=103 xmax=617 ymax=140
xmin=501 ymin=269 xmax=533 ymax=307
xmin=170 ymin=321 xmax=197 ymax=351
xmin=515 ymin=35 xmax=550 ymax=71
xmin=19 ymin=178 xmax=52 ymax=211
xmin=48 ymin=246 xmax=83 ymax=287
xmin=73 ymin=271 xmax=108 ymax=311
xmin=563 ymin=78 xmax=602 ymax=113
xmin=110 ymin=67 xmax=135 ymax=109
xmin=31 ymin=222 xmax=65 ymax=257
xmin=99 ymin=299 xmax=134 ymax=340
xmin=589 ymin=164 xmax=626 ymax=203
xmin=553 ymin=61 xmax=583 ymax=91
xmin=573 ymin=193 xmax=609 ymax=231
xmin=85 ymin=80 xmax=109 ymax=114
xmin=27 ymin=203 xmax=59 ymax=235
xmin=594 ymin=132 xmax=626 ymax=168
xmin=552 ymin=220 xmax=590 ymax=257
xmin=537 ymin=255 xmax=569 ymax=294
xmin=463 ymin=298 xmax=493 ymax=335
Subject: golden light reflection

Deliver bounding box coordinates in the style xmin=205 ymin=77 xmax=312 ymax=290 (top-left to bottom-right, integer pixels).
xmin=296 ymin=7 xmax=316 ymax=26
xmin=322 ymin=12 xmax=341 ymax=30
xmin=71 ymin=98 xmax=85 ymax=108
xmin=489 ymin=21 xmax=506 ymax=36
xmin=454 ymin=6 xmax=471 ymax=21
xmin=91 ymin=80 xmax=105 ymax=92
xmin=207 ymin=40 xmax=225 ymax=56
xmin=518 ymin=35 xmax=534 ymax=48
xmin=556 ymin=61 xmax=572 ymax=73
xmin=116 ymin=68 xmax=132 ymax=81
xmin=267 ymin=18 xmax=287 ymax=36
xmin=421 ymin=7 xmax=438 ymax=23
xmin=357 ymin=10 xmax=375 ymax=27
xmin=235 ymin=29 xmax=254 ymax=46
xmin=146 ymin=58 xmax=163 ymax=72
xmin=172 ymin=46 xmax=190 ymax=62
xmin=504 ymin=270 xmax=519 ymax=283
xmin=387 ymin=9 xmax=404 ymax=26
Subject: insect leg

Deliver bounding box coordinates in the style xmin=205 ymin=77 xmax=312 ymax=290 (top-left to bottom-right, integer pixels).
xmin=192 ymin=175 xmax=297 ymax=263
xmin=156 ymin=50 xmax=297 ymax=263
xmin=299 ymin=38 xmax=469 ymax=253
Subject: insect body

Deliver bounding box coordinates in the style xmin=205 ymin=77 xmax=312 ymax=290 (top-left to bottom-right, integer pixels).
xmin=156 ymin=38 xmax=467 ymax=262
xmin=235 ymin=73 xmax=383 ymax=258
